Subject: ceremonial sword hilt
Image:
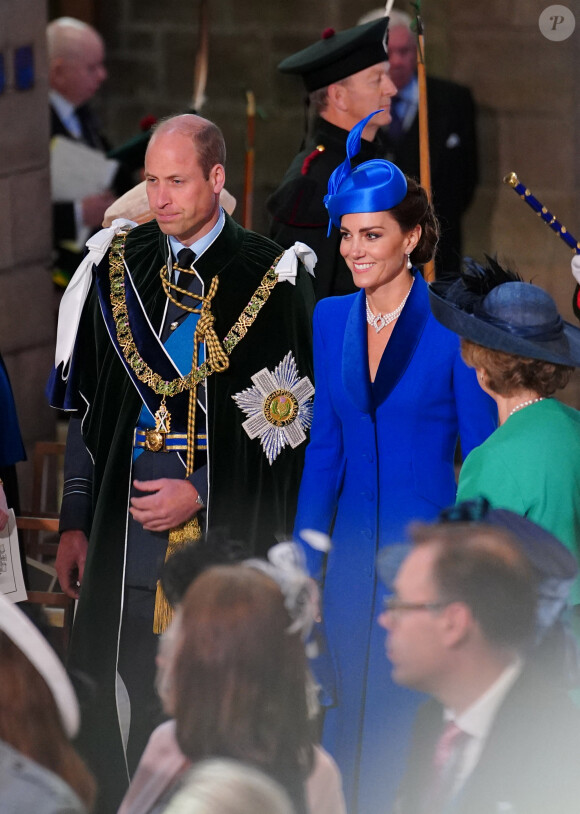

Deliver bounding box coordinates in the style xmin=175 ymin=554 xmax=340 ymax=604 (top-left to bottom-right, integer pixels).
xmin=503 ymin=172 xmax=580 ymax=254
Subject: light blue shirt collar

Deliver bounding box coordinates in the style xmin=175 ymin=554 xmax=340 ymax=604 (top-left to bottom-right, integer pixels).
xmin=397 ymin=75 xmax=418 ymax=104
xmin=50 ymin=89 xmax=76 ymax=120
xmin=393 ymin=76 xmax=418 ymax=132
xmin=168 ymin=207 xmax=225 ymax=272
xmin=50 ymin=90 xmax=82 ymax=138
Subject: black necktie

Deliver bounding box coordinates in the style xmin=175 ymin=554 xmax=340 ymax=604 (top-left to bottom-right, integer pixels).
xmin=174 ymin=248 xmax=196 ymax=287
xmin=176 ymin=248 xmax=196 ymax=269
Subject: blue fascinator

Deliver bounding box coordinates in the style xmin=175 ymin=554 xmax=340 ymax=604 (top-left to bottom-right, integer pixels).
xmin=324 ymin=110 xmax=407 ymax=235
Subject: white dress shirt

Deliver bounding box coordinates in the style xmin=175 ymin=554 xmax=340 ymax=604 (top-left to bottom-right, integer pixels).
xmin=444 ymin=657 xmax=523 ymax=794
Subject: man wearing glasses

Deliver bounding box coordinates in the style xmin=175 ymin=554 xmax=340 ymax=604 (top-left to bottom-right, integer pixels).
xmin=379 ymin=519 xmax=580 ymax=814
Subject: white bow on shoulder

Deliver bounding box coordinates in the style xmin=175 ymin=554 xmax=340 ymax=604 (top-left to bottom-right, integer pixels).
xmin=55 ymin=218 xmax=137 ymax=372
xmin=275 ymin=242 xmax=317 ymax=285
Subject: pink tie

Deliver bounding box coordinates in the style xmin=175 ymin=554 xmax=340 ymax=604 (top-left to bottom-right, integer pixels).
xmin=433 ymin=721 xmax=465 ymax=772
xmin=428 ymin=721 xmax=470 ymax=812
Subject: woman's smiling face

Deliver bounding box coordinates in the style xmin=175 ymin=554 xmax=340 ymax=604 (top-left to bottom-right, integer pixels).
xmin=339 ymin=210 xmax=420 ymax=293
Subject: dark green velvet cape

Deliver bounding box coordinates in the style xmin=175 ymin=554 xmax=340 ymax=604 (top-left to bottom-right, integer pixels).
xmin=63 ymin=216 xmax=314 ymax=809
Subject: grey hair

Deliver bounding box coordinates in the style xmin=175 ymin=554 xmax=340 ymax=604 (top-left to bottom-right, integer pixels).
xmin=309 ymin=85 xmax=330 ymax=116
xmin=164 ymin=759 xmax=295 ymax=814
xmin=47 ymin=17 xmax=99 ymax=62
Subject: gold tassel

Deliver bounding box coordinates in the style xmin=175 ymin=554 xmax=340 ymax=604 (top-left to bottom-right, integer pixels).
xmin=153 ymin=276 xmax=220 ymax=633
xmin=153 ymin=516 xmax=202 ymax=634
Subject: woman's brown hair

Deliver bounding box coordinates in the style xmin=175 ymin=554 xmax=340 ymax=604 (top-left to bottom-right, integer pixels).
xmin=0 ymin=632 xmax=95 ymax=808
xmin=173 ymin=566 xmax=313 ymax=783
xmin=389 ymin=176 xmax=440 ymax=265
xmin=461 ymin=338 xmax=573 ymax=397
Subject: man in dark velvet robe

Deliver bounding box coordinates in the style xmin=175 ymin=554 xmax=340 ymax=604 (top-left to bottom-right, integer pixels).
xmin=49 ymin=114 xmax=314 ymax=813
xmin=267 ymin=17 xmax=396 ymax=299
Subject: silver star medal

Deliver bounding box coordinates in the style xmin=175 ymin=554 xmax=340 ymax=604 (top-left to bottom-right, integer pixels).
xmin=232 ymin=352 xmax=314 ymax=464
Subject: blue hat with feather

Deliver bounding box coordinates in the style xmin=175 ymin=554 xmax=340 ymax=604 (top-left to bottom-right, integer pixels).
xmin=324 ymin=110 xmax=407 ymax=236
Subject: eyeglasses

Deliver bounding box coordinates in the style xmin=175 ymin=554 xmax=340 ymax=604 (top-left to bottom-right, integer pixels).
xmin=382 ymin=597 xmax=449 ymax=615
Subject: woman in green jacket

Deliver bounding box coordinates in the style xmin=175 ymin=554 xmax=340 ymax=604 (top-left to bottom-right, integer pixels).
xmin=429 ymin=257 xmax=580 ymax=605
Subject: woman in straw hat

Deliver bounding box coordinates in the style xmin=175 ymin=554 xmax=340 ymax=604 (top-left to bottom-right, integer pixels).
xmin=430 ymin=256 xmax=580 ymax=606
xmin=293 ymin=111 xmax=496 ymax=814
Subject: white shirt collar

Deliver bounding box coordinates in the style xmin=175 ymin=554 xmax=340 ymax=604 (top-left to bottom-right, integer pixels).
xmin=442 ymin=657 xmax=524 ymax=794
xmin=50 ymin=89 xmax=77 ymax=124
xmin=449 ymin=657 xmax=523 ymax=740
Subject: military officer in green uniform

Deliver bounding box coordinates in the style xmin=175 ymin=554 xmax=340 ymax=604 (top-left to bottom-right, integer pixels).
xmin=267 ymin=17 xmax=396 ymax=299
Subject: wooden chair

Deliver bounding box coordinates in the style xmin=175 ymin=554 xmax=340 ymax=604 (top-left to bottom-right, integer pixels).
xmin=20 ymin=440 xmax=65 ymax=563
xmin=30 ymin=440 xmax=66 ymax=517
xmin=17 ymin=513 xmax=60 ymax=562
xmin=24 ymin=589 xmax=74 ymax=658
xmin=15 ymin=515 xmax=74 ymax=658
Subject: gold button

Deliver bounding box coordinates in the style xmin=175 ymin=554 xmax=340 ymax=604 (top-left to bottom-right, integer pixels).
xmin=170 ymin=321 xmax=179 ymax=331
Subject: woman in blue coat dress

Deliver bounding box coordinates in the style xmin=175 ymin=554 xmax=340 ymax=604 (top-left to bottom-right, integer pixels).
xmin=294 ymin=113 xmax=496 ymax=814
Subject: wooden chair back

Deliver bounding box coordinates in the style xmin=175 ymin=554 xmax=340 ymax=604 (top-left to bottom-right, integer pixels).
xmin=18 ymin=513 xmax=60 ymax=561
xmin=15 ymin=515 xmax=74 ymax=658
xmin=25 ymin=589 xmax=74 ymax=658
xmin=30 ymin=440 xmax=65 ymax=516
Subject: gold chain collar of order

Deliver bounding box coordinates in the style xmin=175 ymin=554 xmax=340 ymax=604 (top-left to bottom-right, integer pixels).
xmin=108 ymin=231 xmax=282 ymax=397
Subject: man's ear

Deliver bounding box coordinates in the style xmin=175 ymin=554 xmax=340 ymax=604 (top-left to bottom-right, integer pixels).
xmin=327 ymin=82 xmax=348 ymax=113
xmin=209 ymin=164 xmax=226 ymax=195
xmin=50 ymin=57 xmax=65 ymax=88
xmin=441 ymin=601 xmax=473 ymax=648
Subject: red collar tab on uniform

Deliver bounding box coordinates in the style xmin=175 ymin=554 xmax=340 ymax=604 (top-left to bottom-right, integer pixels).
xmin=301 ymin=145 xmax=326 ymax=176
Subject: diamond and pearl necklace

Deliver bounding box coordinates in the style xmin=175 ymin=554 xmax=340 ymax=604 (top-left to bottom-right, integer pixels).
xmin=366 ymin=278 xmax=414 ymax=334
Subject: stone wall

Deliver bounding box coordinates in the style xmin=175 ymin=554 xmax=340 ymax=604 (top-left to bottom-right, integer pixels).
xmin=0 ymin=0 xmax=55 ymax=505
xmin=448 ymin=0 xmax=580 ymax=403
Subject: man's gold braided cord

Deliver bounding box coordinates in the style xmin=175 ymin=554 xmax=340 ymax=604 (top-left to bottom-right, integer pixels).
xmin=108 ymin=232 xmax=282 ymax=397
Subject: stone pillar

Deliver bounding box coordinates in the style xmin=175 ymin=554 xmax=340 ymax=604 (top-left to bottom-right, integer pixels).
xmin=0 ymin=1 xmax=55 ymax=506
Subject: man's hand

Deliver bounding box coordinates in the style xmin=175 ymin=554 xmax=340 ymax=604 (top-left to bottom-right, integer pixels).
xmin=130 ymin=478 xmax=201 ymax=532
xmin=0 ymin=484 xmax=9 ymax=531
xmin=56 ymin=530 xmax=88 ymax=599
xmin=82 ymin=191 xmax=116 ymax=229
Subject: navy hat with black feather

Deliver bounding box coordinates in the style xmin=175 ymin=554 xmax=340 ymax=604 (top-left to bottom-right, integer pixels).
xmin=428 ymin=256 xmax=580 ymax=367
